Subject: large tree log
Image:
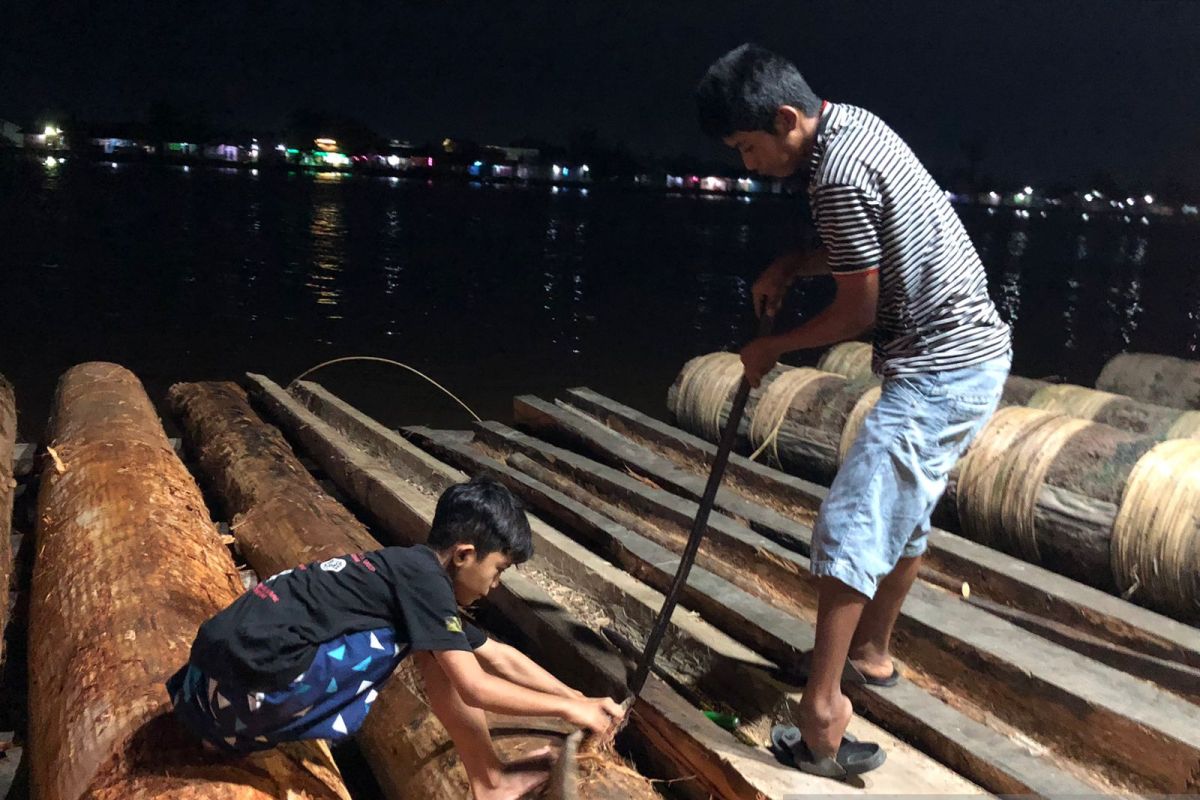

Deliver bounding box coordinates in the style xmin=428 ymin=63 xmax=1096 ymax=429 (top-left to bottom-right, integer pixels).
xmin=251 ymin=376 xmax=808 ymax=800
xmin=0 ymin=375 xmax=14 ymax=671
xmin=167 ymin=381 xmax=651 ymax=800
xmin=29 ymin=363 xmax=349 ymax=800
xmin=532 ymin=389 xmax=1200 ymax=675
xmin=461 ymin=419 xmax=1200 ymax=795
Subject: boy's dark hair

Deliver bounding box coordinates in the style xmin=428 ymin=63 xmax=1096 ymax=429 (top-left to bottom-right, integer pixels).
xmin=428 ymin=476 xmax=534 ymax=563
xmin=696 ymin=44 xmax=821 ymax=139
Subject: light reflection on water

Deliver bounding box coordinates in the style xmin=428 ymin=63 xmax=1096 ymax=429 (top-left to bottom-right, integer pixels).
xmin=1 ymin=159 xmax=1197 ymax=439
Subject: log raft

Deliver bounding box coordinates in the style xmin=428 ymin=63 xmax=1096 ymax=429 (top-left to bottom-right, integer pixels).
xmin=409 ymin=427 xmax=1094 ymax=797
xmin=255 ymin=376 xmax=1003 ymax=800
xmin=452 ymin=417 xmax=1200 ymax=795
xmin=528 ymin=387 xmax=1200 ymax=674
xmin=167 ymin=380 xmax=652 ymax=800
xmin=30 ymin=364 xmax=350 ymax=800
xmin=248 ymin=375 xmax=882 ymax=799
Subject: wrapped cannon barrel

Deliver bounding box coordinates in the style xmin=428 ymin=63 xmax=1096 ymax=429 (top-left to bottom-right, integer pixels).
xmin=668 ymin=353 xmax=1045 ymax=485
xmin=670 ymin=354 xmax=1200 ymax=621
xmin=30 ymin=364 xmax=349 ymax=800
xmin=815 ymin=341 xmax=874 ymax=380
xmin=1097 ymin=352 xmax=1200 ymax=410
xmin=1027 ymin=384 xmax=1200 ymax=440
xmin=0 ymin=375 xmax=14 ymax=670
xmin=666 ymin=353 xmax=875 ymax=485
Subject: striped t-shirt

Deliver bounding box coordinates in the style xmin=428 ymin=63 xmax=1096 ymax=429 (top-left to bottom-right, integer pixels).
xmin=808 ymin=102 xmax=1010 ymax=377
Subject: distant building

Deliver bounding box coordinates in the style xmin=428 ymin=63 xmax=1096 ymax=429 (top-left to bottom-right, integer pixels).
xmin=91 ymin=137 xmax=146 ymax=155
xmin=0 ymin=119 xmax=22 ymax=148
xmin=165 ymin=142 xmax=200 ymax=157
xmin=25 ymin=125 xmax=66 ymax=151
xmin=202 ymin=141 xmax=260 ymax=163
xmin=489 ymin=144 xmax=539 ymax=163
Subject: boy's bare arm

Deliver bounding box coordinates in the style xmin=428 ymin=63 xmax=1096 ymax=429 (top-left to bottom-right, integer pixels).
xmin=425 ymin=649 xmax=622 ymax=735
xmin=752 ymin=248 xmax=832 ymax=316
xmin=474 ymin=640 xmax=584 ymax=699
xmin=741 ymin=268 xmax=878 ymax=386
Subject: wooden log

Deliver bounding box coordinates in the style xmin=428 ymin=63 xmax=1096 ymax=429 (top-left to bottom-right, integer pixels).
xmin=0 ymin=376 xmax=14 ymax=671
xmin=248 ymin=376 xmax=814 ymax=800
xmin=541 ymin=388 xmax=1200 ymax=673
xmin=30 ymin=364 xmax=350 ymax=800
xmin=1097 ymin=352 xmax=1200 ymax=410
xmin=461 ymin=418 xmax=1200 ymax=795
xmin=167 ymin=380 xmax=648 ymax=800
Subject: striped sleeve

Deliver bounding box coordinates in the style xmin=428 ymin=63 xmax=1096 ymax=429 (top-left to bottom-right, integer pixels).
xmin=811 ymin=184 xmax=883 ymax=274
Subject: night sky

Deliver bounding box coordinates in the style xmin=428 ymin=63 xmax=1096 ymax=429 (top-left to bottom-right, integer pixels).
xmin=2 ymin=1 xmax=1198 ymax=191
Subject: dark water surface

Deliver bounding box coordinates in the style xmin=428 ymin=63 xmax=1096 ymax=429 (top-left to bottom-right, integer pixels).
xmin=3 ymin=158 xmax=1198 ymax=442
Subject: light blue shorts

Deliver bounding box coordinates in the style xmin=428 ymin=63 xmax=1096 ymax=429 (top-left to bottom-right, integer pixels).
xmin=810 ymin=352 xmax=1011 ymax=599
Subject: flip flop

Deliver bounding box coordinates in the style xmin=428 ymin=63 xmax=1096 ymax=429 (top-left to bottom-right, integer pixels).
xmin=793 ymin=652 xmax=902 ymax=687
xmin=845 ymin=662 xmax=901 ymax=687
xmin=770 ymin=724 xmax=886 ymax=778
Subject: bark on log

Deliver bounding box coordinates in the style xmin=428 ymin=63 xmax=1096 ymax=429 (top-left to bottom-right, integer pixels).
xmin=1097 ymin=352 xmax=1200 ymax=410
xmin=167 ymin=381 xmax=648 ymax=800
xmin=0 ymin=375 xmax=15 ymax=671
xmin=30 ymin=363 xmax=349 ymax=800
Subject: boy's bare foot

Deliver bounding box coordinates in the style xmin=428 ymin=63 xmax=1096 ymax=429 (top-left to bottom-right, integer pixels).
xmin=798 ymin=691 xmax=853 ymax=759
xmin=847 ymin=644 xmax=894 ymax=682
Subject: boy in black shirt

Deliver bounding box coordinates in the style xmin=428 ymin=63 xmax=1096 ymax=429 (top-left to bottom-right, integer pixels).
xmin=168 ymin=476 xmax=625 ymax=800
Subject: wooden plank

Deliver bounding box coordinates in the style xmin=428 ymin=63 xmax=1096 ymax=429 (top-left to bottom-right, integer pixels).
xmin=522 ymin=393 xmax=1200 ymax=692
xmin=169 ymin=380 xmax=651 ymax=800
xmin=461 ymin=417 xmax=1200 ymax=795
xmin=250 ymin=375 xmax=811 ymax=800
xmin=559 ymin=387 xmax=1200 ymax=671
xmin=409 ymin=427 xmax=1098 ymax=797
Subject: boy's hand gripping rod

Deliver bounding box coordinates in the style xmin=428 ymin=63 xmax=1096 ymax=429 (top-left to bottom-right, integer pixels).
xmin=627 ymin=309 xmax=776 ymax=698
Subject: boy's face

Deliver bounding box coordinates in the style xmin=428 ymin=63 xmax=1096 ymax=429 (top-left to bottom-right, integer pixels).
xmin=446 ymin=544 xmax=514 ymax=606
xmin=723 ymin=106 xmax=808 ymax=178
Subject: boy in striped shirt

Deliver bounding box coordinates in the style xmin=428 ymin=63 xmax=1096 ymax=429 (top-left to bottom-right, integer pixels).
xmin=697 ymin=43 xmax=1010 ymax=778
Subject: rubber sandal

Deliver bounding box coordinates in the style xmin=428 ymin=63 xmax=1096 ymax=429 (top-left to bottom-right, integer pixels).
xmin=845 ymin=662 xmax=901 ymax=687
xmin=770 ymin=724 xmax=886 ymax=778
xmin=793 ymin=652 xmax=902 ymax=687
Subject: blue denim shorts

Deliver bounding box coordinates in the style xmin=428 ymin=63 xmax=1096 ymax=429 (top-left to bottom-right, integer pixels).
xmin=810 ymin=352 xmax=1011 ymax=599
